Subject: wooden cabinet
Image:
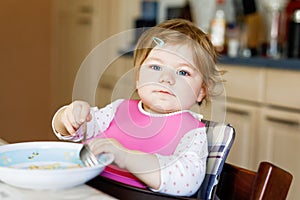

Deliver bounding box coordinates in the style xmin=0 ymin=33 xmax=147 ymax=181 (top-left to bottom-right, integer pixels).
xmin=222 ymin=65 xmax=265 ymax=103
xmin=225 ymin=101 xmax=260 ymax=170
xmin=220 ymin=65 xmax=265 ymax=170
xmin=259 ymin=69 xmax=300 ymax=200
xmin=259 ymin=108 xmax=300 ymax=200
xmin=220 ymin=64 xmax=300 ymax=200
xmin=265 ymin=68 xmax=300 ymax=110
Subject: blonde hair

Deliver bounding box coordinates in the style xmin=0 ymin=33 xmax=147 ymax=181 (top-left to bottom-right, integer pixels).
xmin=133 ymin=18 xmax=224 ymax=103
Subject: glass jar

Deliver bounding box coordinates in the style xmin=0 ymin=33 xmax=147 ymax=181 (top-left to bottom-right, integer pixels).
xmin=263 ymin=0 xmax=288 ymax=59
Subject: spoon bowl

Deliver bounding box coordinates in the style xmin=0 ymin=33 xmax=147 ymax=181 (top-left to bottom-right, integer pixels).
xmin=79 ymin=122 xmax=99 ymax=167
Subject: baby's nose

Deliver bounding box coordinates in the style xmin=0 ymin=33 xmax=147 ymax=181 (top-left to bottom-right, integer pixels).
xmin=159 ymin=69 xmax=175 ymax=85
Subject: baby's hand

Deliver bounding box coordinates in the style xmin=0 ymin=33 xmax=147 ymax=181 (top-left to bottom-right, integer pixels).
xmin=88 ymin=138 xmax=129 ymax=169
xmin=61 ymin=100 xmax=92 ymax=135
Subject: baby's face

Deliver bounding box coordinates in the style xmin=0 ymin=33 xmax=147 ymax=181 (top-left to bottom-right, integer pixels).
xmin=136 ymin=44 xmax=205 ymax=114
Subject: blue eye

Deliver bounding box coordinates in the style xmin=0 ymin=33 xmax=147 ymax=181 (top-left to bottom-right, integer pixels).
xmin=177 ymin=70 xmax=190 ymax=76
xmin=151 ymin=65 xmax=161 ymax=71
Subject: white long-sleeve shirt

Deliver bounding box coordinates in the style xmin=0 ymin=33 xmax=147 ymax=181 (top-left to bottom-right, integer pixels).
xmin=52 ymin=99 xmax=208 ymax=196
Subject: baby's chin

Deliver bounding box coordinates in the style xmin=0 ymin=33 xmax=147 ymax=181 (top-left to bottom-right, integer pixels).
xmin=143 ymin=102 xmax=182 ymax=114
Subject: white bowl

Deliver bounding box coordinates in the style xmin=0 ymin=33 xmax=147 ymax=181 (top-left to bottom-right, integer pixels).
xmin=0 ymin=141 xmax=114 ymax=190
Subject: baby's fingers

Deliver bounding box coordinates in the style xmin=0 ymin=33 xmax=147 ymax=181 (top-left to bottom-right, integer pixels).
xmin=88 ymin=139 xmax=113 ymax=155
xmin=62 ymin=108 xmax=78 ymax=135
xmin=72 ymin=101 xmax=91 ymax=124
xmin=88 ymin=139 xmax=128 ymax=169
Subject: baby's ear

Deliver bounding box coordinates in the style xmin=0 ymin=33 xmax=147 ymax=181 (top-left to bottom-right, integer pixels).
xmin=197 ymin=85 xmax=206 ymax=103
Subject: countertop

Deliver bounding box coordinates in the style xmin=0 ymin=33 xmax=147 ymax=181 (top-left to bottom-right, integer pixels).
xmin=218 ymin=56 xmax=300 ymax=71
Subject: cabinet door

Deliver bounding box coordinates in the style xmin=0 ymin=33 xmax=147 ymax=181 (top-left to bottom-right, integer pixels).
xmin=265 ymin=68 xmax=300 ymax=110
xmin=220 ymin=65 xmax=265 ymax=103
xmin=225 ymin=101 xmax=259 ymax=170
xmin=53 ymin=0 xmax=94 ymax=106
xmin=259 ymin=108 xmax=300 ymax=200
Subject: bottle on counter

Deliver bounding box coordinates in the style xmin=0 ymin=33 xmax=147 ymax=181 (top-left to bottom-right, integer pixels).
xmin=287 ymin=9 xmax=300 ymax=58
xmin=210 ymin=0 xmax=226 ymax=53
xmin=239 ymin=0 xmax=265 ymax=58
xmin=226 ymin=23 xmax=240 ymax=57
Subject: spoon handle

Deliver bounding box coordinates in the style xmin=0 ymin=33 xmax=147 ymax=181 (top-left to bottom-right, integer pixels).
xmin=82 ymin=122 xmax=87 ymax=144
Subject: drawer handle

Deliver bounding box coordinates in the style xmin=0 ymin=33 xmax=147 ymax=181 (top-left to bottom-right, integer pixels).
xmin=77 ymin=17 xmax=91 ymax=25
xmin=226 ymin=107 xmax=249 ymax=116
xmin=79 ymin=6 xmax=93 ymax=13
xmin=266 ymin=116 xmax=299 ymax=126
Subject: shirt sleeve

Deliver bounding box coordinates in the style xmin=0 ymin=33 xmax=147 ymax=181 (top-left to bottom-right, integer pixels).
xmin=90 ymin=99 xmax=124 ymax=138
xmin=150 ymin=127 xmax=208 ymax=197
xmin=52 ymin=99 xmax=124 ymax=141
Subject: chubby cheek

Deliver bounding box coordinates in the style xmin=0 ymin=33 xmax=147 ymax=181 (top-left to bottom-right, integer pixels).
xmin=136 ymin=84 xmax=157 ymax=107
xmin=136 ymin=85 xmax=148 ymax=101
xmin=174 ymin=79 xmax=203 ymax=107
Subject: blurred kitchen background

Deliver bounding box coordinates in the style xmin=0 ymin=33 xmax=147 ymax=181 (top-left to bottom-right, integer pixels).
xmin=0 ymin=0 xmax=300 ymax=199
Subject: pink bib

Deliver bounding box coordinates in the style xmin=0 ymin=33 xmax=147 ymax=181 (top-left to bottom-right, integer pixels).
xmin=99 ymin=100 xmax=204 ymax=188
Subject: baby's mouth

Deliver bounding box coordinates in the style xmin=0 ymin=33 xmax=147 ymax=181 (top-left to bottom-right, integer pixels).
xmin=156 ymin=90 xmax=175 ymax=96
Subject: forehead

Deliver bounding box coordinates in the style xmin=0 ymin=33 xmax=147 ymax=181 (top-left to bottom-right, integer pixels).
xmin=146 ymin=44 xmax=195 ymax=66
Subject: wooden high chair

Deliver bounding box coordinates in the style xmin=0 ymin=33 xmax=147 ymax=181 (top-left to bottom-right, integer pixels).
xmin=216 ymin=161 xmax=293 ymax=200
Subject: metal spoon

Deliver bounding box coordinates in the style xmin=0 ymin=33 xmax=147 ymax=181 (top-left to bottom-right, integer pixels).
xmin=79 ymin=122 xmax=99 ymax=167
